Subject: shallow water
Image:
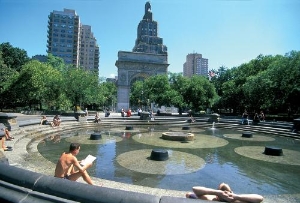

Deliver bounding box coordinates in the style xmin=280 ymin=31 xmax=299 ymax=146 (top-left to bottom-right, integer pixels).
xmin=38 ymin=125 xmax=300 ymax=195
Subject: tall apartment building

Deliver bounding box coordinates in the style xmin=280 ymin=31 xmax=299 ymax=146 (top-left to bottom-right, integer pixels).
xmin=79 ymin=25 xmax=99 ymax=72
xmin=183 ymin=53 xmax=208 ymax=77
xmin=47 ymin=9 xmax=99 ymax=72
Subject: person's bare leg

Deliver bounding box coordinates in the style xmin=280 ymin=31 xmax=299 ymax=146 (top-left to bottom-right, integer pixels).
xmin=68 ymin=171 xmax=94 ymax=185
xmin=5 ymin=129 xmax=13 ymax=139
xmin=81 ymin=170 xmax=94 ymax=185
xmin=1 ymin=138 xmax=5 ymax=149
xmin=1 ymin=137 xmax=10 ymax=150
xmin=5 ymin=130 xmax=10 ymax=140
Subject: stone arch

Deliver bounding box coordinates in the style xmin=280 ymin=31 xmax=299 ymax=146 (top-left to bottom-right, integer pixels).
xmin=116 ymin=51 xmax=169 ymax=111
xmin=130 ymin=72 xmax=150 ymax=86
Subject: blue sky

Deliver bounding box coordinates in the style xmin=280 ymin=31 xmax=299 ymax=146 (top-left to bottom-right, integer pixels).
xmin=1 ymin=0 xmax=299 ymax=78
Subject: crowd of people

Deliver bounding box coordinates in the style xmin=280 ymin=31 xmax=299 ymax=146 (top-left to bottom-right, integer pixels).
xmin=121 ymin=108 xmax=132 ymax=117
xmin=40 ymin=115 xmax=61 ymax=127
xmin=241 ymin=110 xmax=265 ymax=125
xmin=1 ymin=114 xmax=62 ymax=151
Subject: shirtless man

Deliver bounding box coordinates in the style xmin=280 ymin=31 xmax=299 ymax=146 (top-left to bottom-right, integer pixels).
xmin=54 ymin=143 xmax=94 ymax=185
xmin=186 ymin=183 xmax=263 ymax=203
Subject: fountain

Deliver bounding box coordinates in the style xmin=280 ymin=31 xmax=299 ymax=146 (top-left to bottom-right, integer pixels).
xmin=242 ymin=131 xmax=253 ymax=138
xmin=35 ymin=121 xmax=300 ymax=197
xmin=90 ymin=132 xmax=101 ymax=140
xmin=125 ymin=126 xmax=134 ymax=130
xmin=150 ymin=149 xmax=169 ymax=161
xmin=161 ymin=132 xmax=194 ymax=141
xmin=264 ymin=146 xmax=283 ymax=156
xmin=182 ymin=126 xmax=190 ymax=130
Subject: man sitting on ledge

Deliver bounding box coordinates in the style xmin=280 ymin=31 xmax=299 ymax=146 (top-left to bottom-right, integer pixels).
xmin=186 ymin=183 xmax=263 ymax=202
xmin=54 ymin=143 xmax=95 ymax=185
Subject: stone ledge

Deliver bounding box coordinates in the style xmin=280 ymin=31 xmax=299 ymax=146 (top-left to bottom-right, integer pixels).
xmin=0 ymin=163 xmax=208 ymax=203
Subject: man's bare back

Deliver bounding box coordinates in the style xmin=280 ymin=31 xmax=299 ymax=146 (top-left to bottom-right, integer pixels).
xmin=55 ymin=152 xmax=76 ymax=178
xmin=54 ymin=143 xmax=94 ymax=185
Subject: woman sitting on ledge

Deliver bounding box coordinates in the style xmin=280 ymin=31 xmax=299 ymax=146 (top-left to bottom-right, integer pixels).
xmin=53 ymin=115 xmax=61 ymax=127
xmin=186 ymin=183 xmax=263 ymax=203
xmin=40 ymin=116 xmax=54 ymax=127
xmin=3 ymin=127 xmax=14 ymax=140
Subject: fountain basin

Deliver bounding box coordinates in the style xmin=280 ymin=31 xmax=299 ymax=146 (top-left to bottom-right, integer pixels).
xmin=161 ymin=132 xmax=194 ymax=141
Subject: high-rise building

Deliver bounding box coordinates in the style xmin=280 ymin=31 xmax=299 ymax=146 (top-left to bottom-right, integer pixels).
xmin=79 ymin=25 xmax=99 ymax=72
xmin=47 ymin=9 xmax=99 ymax=72
xmin=183 ymin=53 xmax=208 ymax=77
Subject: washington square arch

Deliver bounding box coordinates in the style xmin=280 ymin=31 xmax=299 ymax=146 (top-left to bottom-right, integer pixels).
xmin=115 ymin=2 xmax=169 ymax=111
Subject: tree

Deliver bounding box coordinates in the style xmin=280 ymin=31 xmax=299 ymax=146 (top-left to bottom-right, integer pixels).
xmin=169 ymin=74 xmax=189 ymax=114
xmin=130 ymin=74 xmax=218 ymax=113
xmin=99 ymin=81 xmax=117 ymax=110
xmin=46 ymin=53 xmax=66 ymax=72
xmin=130 ymin=80 xmax=144 ymax=109
xmin=0 ymin=51 xmax=19 ymax=91
xmin=62 ymin=67 xmax=101 ymax=109
xmin=0 ymin=42 xmax=29 ymax=71
xmin=183 ymin=75 xmax=217 ymax=112
xmin=6 ymin=60 xmax=63 ymax=109
xmin=144 ymin=74 xmax=174 ymax=108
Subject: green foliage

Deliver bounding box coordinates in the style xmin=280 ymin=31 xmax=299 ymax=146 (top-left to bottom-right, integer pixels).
xmin=130 ymin=74 xmax=218 ymax=112
xmin=5 ymin=60 xmax=63 ymax=108
xmin=212 ymin=51 xmax=300 ymax=114
xmin=130 ymin=81 xmax=144 ymax=108
xmin=46 ymin=53 xmax=65 ymax=72
xmin=99 ymin=81 xmax=117 ymax=110
xmin=62 ymin=67 xmax=97 ymax=107
xmin=0 ymin=42 xmax=29 ymax=71
xmin=0 ymin=51 xmax=19 ymax=92
xmin=0 ymin=42 xmax=116 ymax=111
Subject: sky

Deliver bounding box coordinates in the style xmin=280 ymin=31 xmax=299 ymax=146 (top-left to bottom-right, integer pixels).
xmin=1 ymin=0 xmax=299 ymax=79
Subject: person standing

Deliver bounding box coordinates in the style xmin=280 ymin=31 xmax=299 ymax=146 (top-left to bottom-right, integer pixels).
xmin=241 ymin=110 xmax=249 ymax=125
xmin=121 ymin=109 xmax=125 ymax=117
xmin=259 ymin=111 xmax=265 ymax=121
xmin=94 ymin=112 xmax=101 ymax=123
xmin=54 ymin=143 xmax=95 ymax=185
